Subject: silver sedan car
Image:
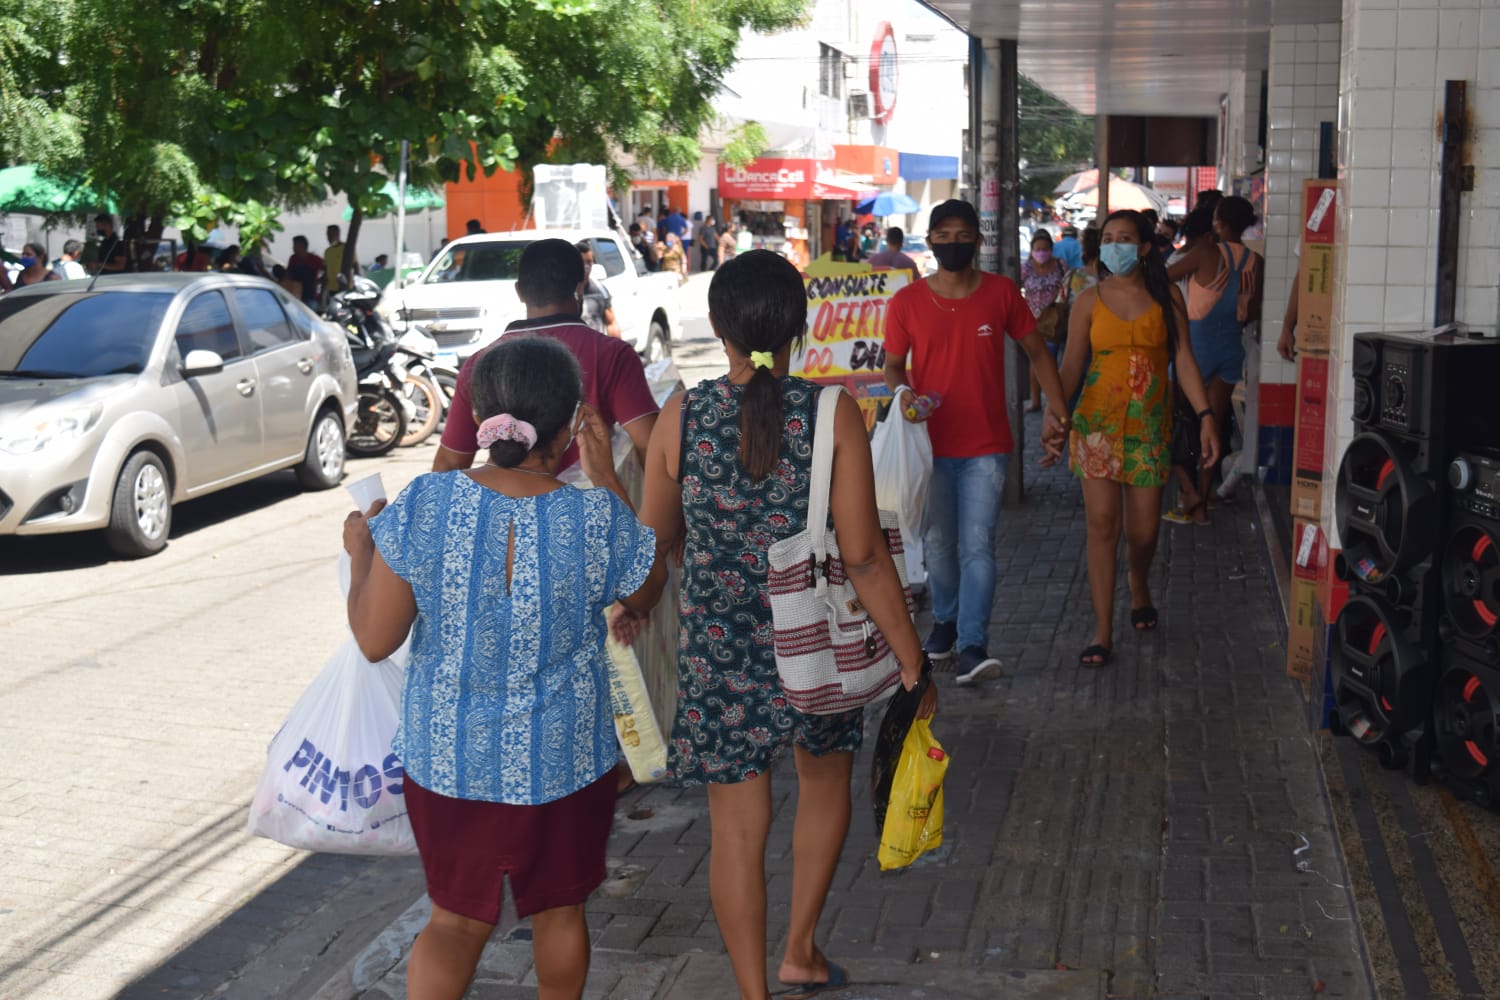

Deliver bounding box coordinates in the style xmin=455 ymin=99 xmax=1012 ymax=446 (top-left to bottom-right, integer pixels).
xmin=0 ymin=273 xmax=357 ymax=557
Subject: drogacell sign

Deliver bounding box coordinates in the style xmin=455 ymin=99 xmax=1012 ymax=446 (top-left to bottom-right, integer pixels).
xmin=719 ymin=159 xmax=824 ymax=200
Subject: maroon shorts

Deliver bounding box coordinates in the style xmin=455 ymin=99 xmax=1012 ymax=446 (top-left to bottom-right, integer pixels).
xmin=404 ymin=772 xmax=616 ymax=922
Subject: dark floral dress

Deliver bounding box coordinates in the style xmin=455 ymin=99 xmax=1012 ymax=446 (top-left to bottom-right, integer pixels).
xmin=671 ymin=375 xmax=863 ymax=785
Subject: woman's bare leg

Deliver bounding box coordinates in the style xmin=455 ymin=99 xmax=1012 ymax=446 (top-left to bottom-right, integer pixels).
xmin=406 ymin=902 xmax=494 ymax=1000
xmin=1124 ymin=485 xmax=1166 ymax=614
xmin=531 ymin=903 xmax=590 ymax=1000
xmin=1081 ymin=478 xmax=1124 ymax=652
xmin=706 ymin=773 xmax=775 ymax=1000
xmin=778 ymin=747 xmax=854 ymax=986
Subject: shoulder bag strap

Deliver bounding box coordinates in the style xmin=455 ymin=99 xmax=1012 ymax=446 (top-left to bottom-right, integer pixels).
xmin=675 ymin=388 xmax=694 ymax=482
xmin=807 ymin=385 xmax=843 ymax=575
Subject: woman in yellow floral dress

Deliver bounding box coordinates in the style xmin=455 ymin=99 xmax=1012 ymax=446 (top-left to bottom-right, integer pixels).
xmin=1058 ymin=210 xmax=1220 ymax=666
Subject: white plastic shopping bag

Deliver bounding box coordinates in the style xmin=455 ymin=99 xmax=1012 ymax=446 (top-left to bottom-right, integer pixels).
xmin=249 ymin=480 xmax=415 ymax=855
xmin=247 ymin=637 xmax=417 ymax=855
xmin=870 ymin=396 xmax=932 ymax=587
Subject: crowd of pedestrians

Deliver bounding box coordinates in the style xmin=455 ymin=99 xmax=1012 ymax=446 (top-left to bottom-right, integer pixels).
xmin=326 ymin=186 xmax=1260 ymax=999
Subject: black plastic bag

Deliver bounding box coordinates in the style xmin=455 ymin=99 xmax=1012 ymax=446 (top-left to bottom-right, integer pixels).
xmin=870 ymin=672 xmax=932 ymax=832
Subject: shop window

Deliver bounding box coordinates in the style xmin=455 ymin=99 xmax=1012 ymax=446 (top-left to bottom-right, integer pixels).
xmin=819 ymin=44 xmax=844 ymax=100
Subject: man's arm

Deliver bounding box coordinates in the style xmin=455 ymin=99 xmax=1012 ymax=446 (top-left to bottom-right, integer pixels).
xmin=433 ymin=354 xmax=480 ymax=471
xmin=1277 ymin=277 xmax=1300 ymax=362
xmin=605 ymin=340 xmax=662 ymax=467
xmin=622 ymin=412 xmax=657 ymax=468
xmin=432 ymin=445 xmax=475 ymax=472
xmin=604 ymin=305 xmax=622 ymax=339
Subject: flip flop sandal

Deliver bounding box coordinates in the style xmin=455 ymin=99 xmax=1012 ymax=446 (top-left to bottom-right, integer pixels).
xmin=1130 ymin=607 xmax=1159 ymax=631
xmin=1161 ymin=508 xmax=1194 ymax=524
xmin=777 ymin=962 xmax=850 ymax=999
xmin=1079 ymin=644 xmax=1113 ymax=667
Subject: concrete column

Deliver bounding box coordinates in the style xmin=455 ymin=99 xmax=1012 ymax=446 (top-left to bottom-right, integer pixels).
xmin=979 ymin=37 xmax=1026 ymax=504
xmin=1095 ymin=115 xmax=1110 ymax=219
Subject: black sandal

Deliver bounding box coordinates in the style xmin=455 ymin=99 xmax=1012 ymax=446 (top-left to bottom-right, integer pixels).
xmin=1079 ymin=644 xmax=1113 ymax=666
xmin=1130 ymin=606 xmax=1159 ymax=631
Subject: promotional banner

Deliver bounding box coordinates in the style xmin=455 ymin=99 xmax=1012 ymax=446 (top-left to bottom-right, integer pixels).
xmin=792 ymin=256 xmax=912 ymax=428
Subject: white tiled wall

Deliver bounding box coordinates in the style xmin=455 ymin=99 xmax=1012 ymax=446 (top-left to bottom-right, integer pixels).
xmin=1263 ymin=23 xmax=1342 ymax=389
xmin=1322 ymin=0 xmax=1500 ymax=546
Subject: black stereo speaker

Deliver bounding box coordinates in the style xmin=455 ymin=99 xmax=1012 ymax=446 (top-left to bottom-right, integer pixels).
xmin=1331 ymin=331 xmax=1500 ymax=771
xmin=1431 ymin=450 xmax=1500 ymax=804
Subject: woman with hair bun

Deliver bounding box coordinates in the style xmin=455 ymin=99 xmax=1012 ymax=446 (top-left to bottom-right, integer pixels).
xmin=1060 ymin=210 xmax=1220 ymax=667
xmin=343 ymin=334 xmax=666 ymax=1000
xmin=627 ymin=250 xmax=934 ymax=1000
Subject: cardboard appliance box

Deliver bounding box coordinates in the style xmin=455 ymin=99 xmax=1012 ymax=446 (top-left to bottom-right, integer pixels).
xmin=1297 ymin=180 xmax=1338 ymax=353
xmin=1287 ymin=518 xmax=1330 ymax=685
xmin=1290 ymin=353 xmax=1331 ymax=520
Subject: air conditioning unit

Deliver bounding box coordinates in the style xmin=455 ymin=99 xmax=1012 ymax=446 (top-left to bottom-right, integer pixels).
xmin=848 ymin=91 xmax=872 ymax=119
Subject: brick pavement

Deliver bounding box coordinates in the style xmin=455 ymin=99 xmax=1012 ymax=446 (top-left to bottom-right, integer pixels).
xmin=350 ymin=425 xmax=1373 ymax=1000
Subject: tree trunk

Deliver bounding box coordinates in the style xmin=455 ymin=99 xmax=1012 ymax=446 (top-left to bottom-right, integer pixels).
xmin=345 ymin=199 xmax=363 ymax=290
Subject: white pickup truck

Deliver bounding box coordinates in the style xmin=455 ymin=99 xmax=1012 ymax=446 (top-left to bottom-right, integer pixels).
xmin=379 ymin=227 xmax=682 ymax=367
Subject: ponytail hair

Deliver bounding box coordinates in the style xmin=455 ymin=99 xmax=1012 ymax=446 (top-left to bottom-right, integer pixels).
xmin=707 ymin=250 xmax=808 ymax=480
xmin=1103 ymin=209 xmax=1179 ymax=360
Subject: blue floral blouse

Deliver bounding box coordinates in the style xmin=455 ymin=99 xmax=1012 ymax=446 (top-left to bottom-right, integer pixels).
xmin=371 ymin=472 xmax=656 ymax=805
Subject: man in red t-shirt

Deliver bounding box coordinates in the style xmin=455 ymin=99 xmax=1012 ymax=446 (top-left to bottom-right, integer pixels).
xmin=433 ymin=239 xmax=659 ymax=475
xmin=883 ymin=199 xmax=1068 ymax=686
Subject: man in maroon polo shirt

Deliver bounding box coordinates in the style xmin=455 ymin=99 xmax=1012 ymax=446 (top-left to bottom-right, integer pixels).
xmin=432 ymin=239 xmax=659 ymax=474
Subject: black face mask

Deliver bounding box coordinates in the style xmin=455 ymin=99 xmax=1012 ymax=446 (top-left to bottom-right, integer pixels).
xmin=931 ymin=240 xmax=977 ymax=272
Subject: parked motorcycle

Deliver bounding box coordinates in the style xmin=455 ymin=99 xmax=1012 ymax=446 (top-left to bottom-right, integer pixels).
xmin=395 ymin=327 xmax=459 ymax=437
xmin=329 ymin=279 xmax=447 ymax=451
xmin=328 ymin=281 xmax=408 ymax=456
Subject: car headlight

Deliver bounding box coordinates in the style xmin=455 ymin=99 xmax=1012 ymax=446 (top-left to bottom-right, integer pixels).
xmin=0 ymin=405 xmax=103 ymax=455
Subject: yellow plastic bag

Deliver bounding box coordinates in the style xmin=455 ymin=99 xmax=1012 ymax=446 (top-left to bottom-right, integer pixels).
xmin=876 ymin=718 xmax=948 ymax=870
xmin=605 ymin=631 xmax=669 ymax=783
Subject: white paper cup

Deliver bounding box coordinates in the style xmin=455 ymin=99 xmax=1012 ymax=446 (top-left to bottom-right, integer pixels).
xmin=345 ymin=473 xmax=386 ymax=513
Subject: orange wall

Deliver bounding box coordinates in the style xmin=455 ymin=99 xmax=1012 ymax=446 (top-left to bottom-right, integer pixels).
xmin=631 ymin=181 xmax=689 ymax=216
xmin=445 ymin=167 xmax=531 ymax=239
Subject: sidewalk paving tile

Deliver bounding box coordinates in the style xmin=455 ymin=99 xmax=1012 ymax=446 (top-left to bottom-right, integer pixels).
xmin=356 ymin=437 xmax=1371 ymax=1000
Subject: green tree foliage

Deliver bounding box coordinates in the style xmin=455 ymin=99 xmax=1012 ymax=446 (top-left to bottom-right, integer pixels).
xmin=1019 ymin=76 xmax=1095 ymax=205
xmin=9 ymin=0 xmax=806 ymax=278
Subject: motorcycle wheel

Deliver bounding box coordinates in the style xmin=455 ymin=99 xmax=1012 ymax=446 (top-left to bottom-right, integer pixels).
xmin=398 ymin=374 xmax=443 ymax=447
xmin=432 ymin=371 xmax=458 ymax=430
xmin=346 ymin=387 xmax=408 ymax=458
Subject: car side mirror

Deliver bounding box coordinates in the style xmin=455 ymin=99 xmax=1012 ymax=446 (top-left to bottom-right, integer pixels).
xmin=181 ymin=349 xmax=225 ymax=376
xmin=590 ymin=263 xmax=607 ymax=283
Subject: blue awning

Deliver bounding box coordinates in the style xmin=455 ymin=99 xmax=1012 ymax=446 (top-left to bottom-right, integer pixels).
xmin=899 ymin=152 xmax=959 ymax=181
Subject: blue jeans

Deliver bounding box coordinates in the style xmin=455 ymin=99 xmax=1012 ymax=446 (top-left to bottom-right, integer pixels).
xmin=924 ymin=453 xmax=1008 ymax=652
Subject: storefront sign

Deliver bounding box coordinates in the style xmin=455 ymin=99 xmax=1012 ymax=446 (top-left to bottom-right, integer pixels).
xmin=720 ymin=159 xmax=819 ymax=200
xmin=870 ymin=23 xmax=898 ymax=125
xmin=793 ymin=263 xmax=913 ymax=427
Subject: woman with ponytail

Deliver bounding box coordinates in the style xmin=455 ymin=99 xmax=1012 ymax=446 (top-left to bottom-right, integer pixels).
xmin=343 ymin=335 xmax=665 ymax=1000
xmin=627 ymin=250 xmax=933 ymax=999
xmin=1059 ymin=210 xmax=1221 ymax=667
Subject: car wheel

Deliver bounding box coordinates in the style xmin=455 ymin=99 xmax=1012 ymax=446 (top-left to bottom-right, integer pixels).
xmin=106 ymin=451 xmax=171 ymax=558
xmin=295 ymin=409 xmax=346 ymax=490
xmin=642 ymin=318 xmax=671 ymax=365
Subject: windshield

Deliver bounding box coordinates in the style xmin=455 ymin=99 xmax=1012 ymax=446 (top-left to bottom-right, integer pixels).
xmin=904 ymin=237 xmax=928 ymax=252
xmin=0 ymin=291 xmax=172 ymax=377
xmin=423 ymin=242 xmax=532 ymax=284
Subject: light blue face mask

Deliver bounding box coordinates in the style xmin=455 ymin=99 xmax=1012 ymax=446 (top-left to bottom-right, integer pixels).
xmin=1100 ymin=242 xmax=1142 ymax=276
